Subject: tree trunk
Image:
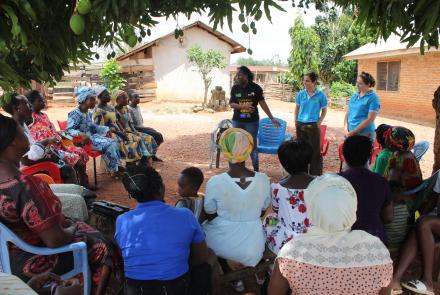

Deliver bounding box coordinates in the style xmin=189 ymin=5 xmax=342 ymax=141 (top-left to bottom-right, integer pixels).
xmin=203 ymin=83 xmax=209 ymax=106
xmin=432 ymin=86 xmax=440 ymax=174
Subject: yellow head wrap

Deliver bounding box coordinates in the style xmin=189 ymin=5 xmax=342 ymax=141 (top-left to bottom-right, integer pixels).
xmin=219 ymin=128 xmax=254 ymax=164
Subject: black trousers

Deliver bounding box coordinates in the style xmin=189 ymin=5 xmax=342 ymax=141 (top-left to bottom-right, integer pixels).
xmin=136 ymin=127 xmax=164 ymax=146
xmin=125 ymin=273 xmax=190 ymax=295
xmin=124 ymin=263 xmax=211 ymax=295
xmin=296 ymin=122 xmax=322 ymax=175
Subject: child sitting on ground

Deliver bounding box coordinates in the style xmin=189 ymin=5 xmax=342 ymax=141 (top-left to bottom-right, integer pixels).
xmin=175 ymin=167 xmax=206 ymax=223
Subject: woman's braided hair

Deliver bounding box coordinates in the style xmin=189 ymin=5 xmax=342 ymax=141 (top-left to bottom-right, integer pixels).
xmin=122 ymin=165 xmax=164 ymax=202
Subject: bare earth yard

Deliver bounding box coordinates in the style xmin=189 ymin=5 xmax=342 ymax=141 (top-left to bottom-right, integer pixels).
xmin=45 ymin=99 xmax=437 ymax=294
xmin=45 ymin=99 xmax=436 ymax=208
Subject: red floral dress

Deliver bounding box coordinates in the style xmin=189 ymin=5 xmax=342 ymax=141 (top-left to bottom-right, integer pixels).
xmin=263 ymin=183 xmax=310 ymax=254
xmin=29 ymin=112 xmax=88 ymax=165
xmin=0 ymin=174 xmax=122 ymax=292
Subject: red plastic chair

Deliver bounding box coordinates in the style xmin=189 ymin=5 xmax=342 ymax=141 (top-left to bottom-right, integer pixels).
xmin=338 ymin=143 xmax=345 ymax=172
xmin=33 ymin=173 xmax=56 ymax=184
xmin=58 ymin=120 xmax=102 ymax=187
xmin=320 ymin=125 xmax=330 ymax=157
xmin=21 ymin=162 xmax=63 ymax=184
xmin=57 ymin=120 xmax=67 ymax=131
xmin=369 ymin=140 xmax=382 ymax=165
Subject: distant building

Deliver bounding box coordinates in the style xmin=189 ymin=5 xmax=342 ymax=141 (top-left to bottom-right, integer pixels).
xmin=345 ymin=34 xmax=440 ymax=125
xmin=116 ymin=21 xmax=245 ymax=102
xmin=229 ymin=65 xmax=289 ymax=87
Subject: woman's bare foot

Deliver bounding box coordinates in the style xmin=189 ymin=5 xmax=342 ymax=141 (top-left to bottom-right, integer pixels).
xmin=389 ymin=279 xmax=402 ymax=291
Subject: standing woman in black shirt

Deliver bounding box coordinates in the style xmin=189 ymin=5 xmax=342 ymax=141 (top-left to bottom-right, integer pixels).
xmin=229 ymin=66 xmax=280 ymax=171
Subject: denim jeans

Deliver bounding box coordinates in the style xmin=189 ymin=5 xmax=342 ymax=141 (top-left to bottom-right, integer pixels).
xmin=232 ymin=120 xmax=259 ymax=171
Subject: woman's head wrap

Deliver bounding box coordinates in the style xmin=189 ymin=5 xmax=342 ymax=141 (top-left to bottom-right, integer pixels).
xmin=94 ymin=85 xmax=107 ymax=98
xmin=112 ymin=89 xmax=127 ymax=101
xmin=386 ymin=126 xmax=415 ymax=152
xmin=219 ymin=128 xmax=254 ymax=164
xmin=305 ymin=174 xmax=357 ymax=233
xmin=75 ymin=86 xmax=96 ymax=104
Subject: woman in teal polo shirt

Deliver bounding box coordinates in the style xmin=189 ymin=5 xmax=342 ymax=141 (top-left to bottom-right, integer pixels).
xmin=295 ymin=72 xmax=327 ymax=175
xmin=345 ymin=72 xmax=380 ymax=139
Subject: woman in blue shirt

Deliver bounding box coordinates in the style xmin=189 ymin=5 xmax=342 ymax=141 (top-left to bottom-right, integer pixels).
xmin=345 ymin=72 xmax=380 ymax=139
xmin=115 ymin=165 xmax=210 ymax=295
xmin=295 ymin=72 xmax=328 ymax=175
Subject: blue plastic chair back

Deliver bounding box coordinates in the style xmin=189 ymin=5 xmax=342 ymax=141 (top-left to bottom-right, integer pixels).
xmin=257 ymin=117 xmax=289 ymax=154
xmin=0 ymin=222 xmax=91 ymax=295
xmin=413 ymin=140 xmax=430 ymax=161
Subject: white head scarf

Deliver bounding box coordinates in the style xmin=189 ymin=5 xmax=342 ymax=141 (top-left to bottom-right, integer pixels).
xmin=278 ymin=174 xmax=392 ymax=268
xmin=93 ymin=85 xmax=107 ymax=98
xmin=305 ymin=173 xmax=357 ymax=233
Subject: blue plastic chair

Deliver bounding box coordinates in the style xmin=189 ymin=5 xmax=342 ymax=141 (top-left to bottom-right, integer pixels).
xmin=257 ymin=117 xmax=292 ymax=154
xmin=0 ymin=222 xmax=91 ymax=295
xmin=413 ymin=140 xmax=430 ymax=162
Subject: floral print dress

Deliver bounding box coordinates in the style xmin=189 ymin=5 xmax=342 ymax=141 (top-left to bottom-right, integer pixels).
xmin=0 ymin=173 xmax=122 ymax=292
xmin=29 ymin=112 xmax=89 ymax=166
xmin=263 ymin=183 xmax=310 ymax=254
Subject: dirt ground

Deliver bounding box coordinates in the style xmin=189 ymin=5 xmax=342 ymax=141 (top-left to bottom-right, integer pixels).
xmin=45 ymin=99 xmax=436 ymax=207
xmin=45 ymin=99 xmax=437 ymax=294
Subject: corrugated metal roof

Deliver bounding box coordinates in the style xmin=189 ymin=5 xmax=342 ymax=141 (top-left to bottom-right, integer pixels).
xmin=345 ymin=34 xmax=440 ymax=60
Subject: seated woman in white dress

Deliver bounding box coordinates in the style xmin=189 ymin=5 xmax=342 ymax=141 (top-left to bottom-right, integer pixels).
xmin=203 ymin=128 xmax=270 ymax=269
xmin=263 ymin=139 xmax=314 ymax=254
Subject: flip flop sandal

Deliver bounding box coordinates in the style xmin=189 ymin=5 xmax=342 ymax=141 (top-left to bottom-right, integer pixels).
xmin=390 ymin=289 xmax=403 ymax=295
xmin=231 ymin=280 xmax=245 ymax=293
xmin=255 ymin=273 xmax=265 ymax=285
xmin=402 ymin=280 xmax=435 ymax=295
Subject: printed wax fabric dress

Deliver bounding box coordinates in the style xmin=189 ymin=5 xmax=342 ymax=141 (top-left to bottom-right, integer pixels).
xmin=93 ymin=105 xmax=150 ymax=162
xmin=0 ymin=173 xmax=123 ymax=293
xmin=66 ymin=108 xmax=120 ymax=173
xmin=115 ymin=106 xmax=157 ymax=155
xmin=29 ymin=111 xmax=89 ymax=166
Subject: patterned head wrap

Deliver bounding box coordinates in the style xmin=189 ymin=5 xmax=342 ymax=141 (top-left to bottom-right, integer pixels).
xmin=75 ymin=86 xmax=96 ymax=104
xmin=386 ymin=126 xmax=415 ymax=152
xmin=94 ymin=85 xmax=107 ymax=98
xmin=113 ymin=89 xmax=127 ymax=101
xmin=219 ymin=128 xmax=254 ymax=164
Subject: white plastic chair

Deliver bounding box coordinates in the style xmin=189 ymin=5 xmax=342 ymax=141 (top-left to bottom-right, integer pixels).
xmin=0 ymin=222 xmax=91 ymax=295
xmin=209 ymin=119 xmax=233 ymax=169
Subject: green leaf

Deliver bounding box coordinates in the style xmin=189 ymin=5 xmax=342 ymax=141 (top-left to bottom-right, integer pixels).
xmin=1 ymin=5 xmax=21 ymax=39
